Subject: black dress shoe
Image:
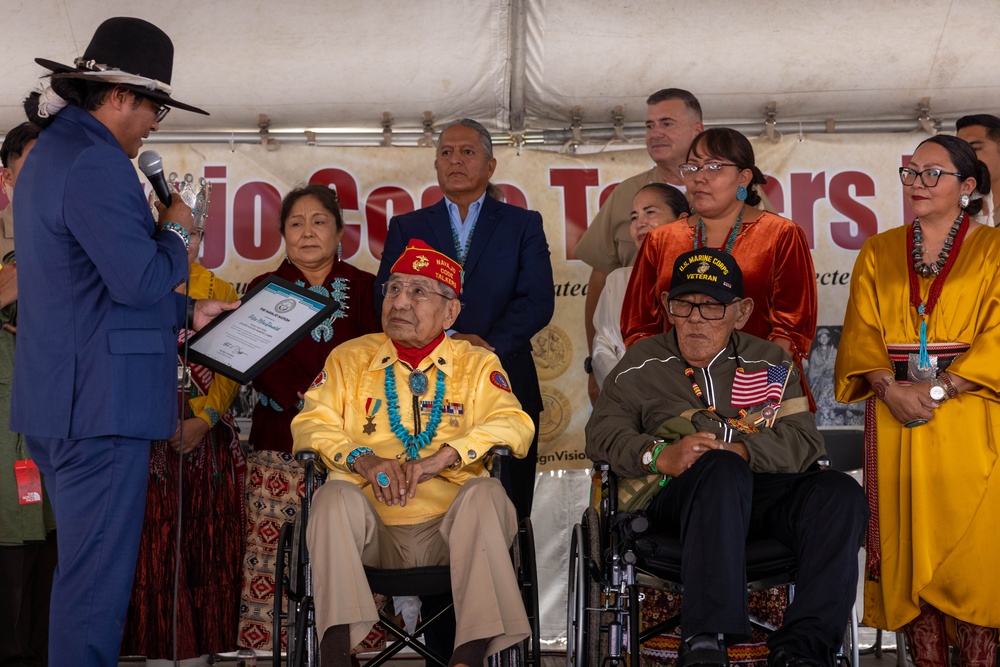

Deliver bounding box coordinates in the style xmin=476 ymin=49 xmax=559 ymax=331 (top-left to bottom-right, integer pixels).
xmin=678 ymin=637 xmax=729 ymax=667
xmin=767 ymin=647 xmax=826 ymax=667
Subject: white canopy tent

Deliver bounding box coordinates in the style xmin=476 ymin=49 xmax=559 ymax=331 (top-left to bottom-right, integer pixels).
xmin=2 ymin=0 xmax=998 ymax=145
xmin=2 ymin=0 xmax=995 ymax=650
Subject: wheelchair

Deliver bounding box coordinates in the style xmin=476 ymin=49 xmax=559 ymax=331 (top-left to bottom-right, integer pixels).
xmin=273 ymin=447 xmax=541 ymax=667
xmin=567 ymin=428 xmax=864 ymax=667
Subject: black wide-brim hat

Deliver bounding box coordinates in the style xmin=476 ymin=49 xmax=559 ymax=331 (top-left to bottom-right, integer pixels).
xmin=35 ymin=16 xmax=208 ymax=116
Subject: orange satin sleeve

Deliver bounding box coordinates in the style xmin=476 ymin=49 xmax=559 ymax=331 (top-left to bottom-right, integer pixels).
xmin=621 ymin=221 xmax=680 ymax=347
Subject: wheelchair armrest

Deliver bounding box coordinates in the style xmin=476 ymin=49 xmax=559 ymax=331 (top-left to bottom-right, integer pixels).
xmin=295 ymin=448 xmax=318 ymax=462
xmin=487 ymin=445 xmax=511 ymax=479
xmin=295 ymin=447 xmax=327 ymax=474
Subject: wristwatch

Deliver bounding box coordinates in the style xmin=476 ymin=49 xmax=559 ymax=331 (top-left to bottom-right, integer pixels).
xmin=641 ymin=439 xmax=666 ymax=472
xmin=929 ymin=380 xmax=948 ymax=402
xmin=583 ymin=356 xmax=593 ymax=374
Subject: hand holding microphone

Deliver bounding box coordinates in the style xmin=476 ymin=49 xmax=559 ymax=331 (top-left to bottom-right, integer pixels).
xmin=138 ymin=150 xmax=194 ymax=233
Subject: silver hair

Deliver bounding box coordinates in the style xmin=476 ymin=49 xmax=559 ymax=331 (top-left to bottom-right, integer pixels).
xmin=438 ymin=118 xmax=493 ymax=159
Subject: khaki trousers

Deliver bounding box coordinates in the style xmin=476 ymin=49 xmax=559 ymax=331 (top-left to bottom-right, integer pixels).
xmin=306 ymin=477 xmax=530 ymax=657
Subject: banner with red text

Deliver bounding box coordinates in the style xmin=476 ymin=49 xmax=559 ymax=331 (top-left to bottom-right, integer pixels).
xmin=7 ymin=134 xmax=923 ymax=469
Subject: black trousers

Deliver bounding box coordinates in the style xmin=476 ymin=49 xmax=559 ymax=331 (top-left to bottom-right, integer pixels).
xmin=0 ymin=531 xmax=57 ymax=667
xmin=647 ymin=449 xmax=868 ymax=664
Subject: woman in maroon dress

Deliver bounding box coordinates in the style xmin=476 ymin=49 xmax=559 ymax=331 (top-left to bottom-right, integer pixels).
xmin=238 ymin=185 xmax=380 ymax=652
xmin=247 ymin=186 xmax=380 ymax=453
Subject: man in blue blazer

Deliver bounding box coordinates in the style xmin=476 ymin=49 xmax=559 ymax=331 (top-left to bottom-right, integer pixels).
xmin=377 ymin=119 xmax=554 ymax=520
xmin=11 ymin=18 xmax=234 ymax=666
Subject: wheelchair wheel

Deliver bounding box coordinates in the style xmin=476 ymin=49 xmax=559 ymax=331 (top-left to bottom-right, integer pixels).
xmin=493 ymin=517 xmax=541 ymax=667
xmin=273 ymin=520 xmax=295 ymax=667
xmin=567 ymin=507 xmax=603 ymax=667
xmin=836 ymin=604 xmax=860 ymax=667
xmin=278 ymin=513 xmax=319 ymax=667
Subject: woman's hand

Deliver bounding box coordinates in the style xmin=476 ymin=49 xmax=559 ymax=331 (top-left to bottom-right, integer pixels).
xmin=166 ymin=417 xmax=211 ymax=454
xmin=882 ymin=382 xmax=938 ymax=425
xmin=451 ymin=333 xmax=495 ymax=351
xmin=353 ymin=454 xmax=408 ymax=506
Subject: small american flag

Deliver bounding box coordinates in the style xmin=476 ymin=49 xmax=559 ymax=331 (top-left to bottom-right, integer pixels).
xmin=731 ymin=364 xmax=788 ymax=407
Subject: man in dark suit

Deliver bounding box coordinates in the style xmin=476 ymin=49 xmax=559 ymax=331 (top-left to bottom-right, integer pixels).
xmin=377 ymin=119 xmax=554 ymax=520
xmin=12 ymin=18 xmax=234 ymax=666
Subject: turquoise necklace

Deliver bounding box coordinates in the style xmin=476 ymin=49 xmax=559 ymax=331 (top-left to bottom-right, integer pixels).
xmin=694 ymin=205 xmax=744 ymax=253
xmin=451 ymin=221 xmax=478 ymax=266
xmin=385 ymin=364 xmax=446 ymax=460
xmin=294 ymin=278 xmax=348 ymax=342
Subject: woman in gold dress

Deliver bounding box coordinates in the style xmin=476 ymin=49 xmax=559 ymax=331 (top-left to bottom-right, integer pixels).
xmin=835 ymin=135 xmax=1000 ymax=666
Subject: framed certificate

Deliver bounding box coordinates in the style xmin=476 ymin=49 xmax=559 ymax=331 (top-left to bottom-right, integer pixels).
xmin=185 ymin=275 xmax=338 ymax=384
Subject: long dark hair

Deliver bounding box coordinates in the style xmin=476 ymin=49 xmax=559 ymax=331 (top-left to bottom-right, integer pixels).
xmin=687 ymin=128 xmax=768 ymax=206
xmin=279 ymin=184 xmax=345 ymax=234
xmin=23 ymin=78 xmax=116 ymax=129
xmin=916 ymin=134 xmax=991 ymax=216
xmin=636 ymin=183 xmax=690 ymax=219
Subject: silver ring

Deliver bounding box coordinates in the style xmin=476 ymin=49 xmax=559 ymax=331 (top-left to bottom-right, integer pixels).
xmin=904 ymin=419 xmax=928 ymax=428
xmin=376 ymin=472 xmax=390 ymax=488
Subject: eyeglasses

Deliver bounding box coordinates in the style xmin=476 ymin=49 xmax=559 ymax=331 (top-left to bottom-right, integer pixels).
xmin=382 ymin=280 xmax=454 ymax=302
xmin=137 ymin=94 xmax=170 ymax=123
xmin=678 ymin=161 xmax=739 ymax=181
xmin=667 ymin=299 xmax=732 ymax=320
xmin=898 ymin=167 xmax=962 ymax=187
xmin=152 ymin=102 xmax=170 ymax=123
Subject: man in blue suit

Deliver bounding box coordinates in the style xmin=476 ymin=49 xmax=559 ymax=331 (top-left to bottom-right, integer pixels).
xmin=377 ymin=119 xmax=554 ymax=521
xmin=11 ymin=18 xmax=235 ymax=667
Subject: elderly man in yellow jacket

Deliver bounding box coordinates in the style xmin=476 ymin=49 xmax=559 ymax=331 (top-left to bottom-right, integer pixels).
xmin=292 ymin=239 xmax=533 ymax=667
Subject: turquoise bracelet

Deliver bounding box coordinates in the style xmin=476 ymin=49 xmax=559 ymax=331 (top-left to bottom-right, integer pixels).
xmin=162 ymin=221 xmax=191 ymax=249
xmin=346 ymin=446 xmax=375 ymax=473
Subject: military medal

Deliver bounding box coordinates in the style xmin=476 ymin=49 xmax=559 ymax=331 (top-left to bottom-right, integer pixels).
xmin=363 ymin=398 xmax=381 ymax=435
xmin=409 ymin=369 xmax=429 ymax=397
xmin=444 ymin=401 xmax=464 ymax=428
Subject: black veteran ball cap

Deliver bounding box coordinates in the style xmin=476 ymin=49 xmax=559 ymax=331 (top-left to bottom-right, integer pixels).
xmin=668 ymin=248 xmax=744 ymax=303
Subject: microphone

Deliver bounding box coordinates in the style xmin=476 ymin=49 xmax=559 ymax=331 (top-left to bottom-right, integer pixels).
xmin=138 ymin=150 xmax=172 ymax=207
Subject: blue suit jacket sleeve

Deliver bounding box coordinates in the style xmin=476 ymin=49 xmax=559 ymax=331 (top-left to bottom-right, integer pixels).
xmin=63 ymin=145 xmax=189 ymax=308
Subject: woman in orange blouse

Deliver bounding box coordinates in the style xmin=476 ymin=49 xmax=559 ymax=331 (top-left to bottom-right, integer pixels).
xmin=621 ymin=128 xmax=816 ymax=367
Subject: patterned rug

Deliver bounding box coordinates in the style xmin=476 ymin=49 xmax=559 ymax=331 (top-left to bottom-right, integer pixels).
xmin=639 ymin=586 xmax=790 ymax=667
xmin=237 ymin=449 xmax=386 ymax=653
xmin=238 ymin=450 xmax=304 ymax=651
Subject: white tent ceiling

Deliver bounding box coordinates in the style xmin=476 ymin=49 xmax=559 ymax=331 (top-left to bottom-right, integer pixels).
xmin=2 ymin=0 xmax=998 ymax=146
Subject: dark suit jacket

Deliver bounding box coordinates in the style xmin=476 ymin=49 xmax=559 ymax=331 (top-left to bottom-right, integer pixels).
xmin=377 ymin=196 xmax=554 ymax=414
xmin=12 ymin=105 xmax=188 ymax=440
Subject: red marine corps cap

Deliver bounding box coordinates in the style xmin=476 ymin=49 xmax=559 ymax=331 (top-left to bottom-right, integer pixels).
xmin=389 ymin=239 xmax=463 ymax=295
